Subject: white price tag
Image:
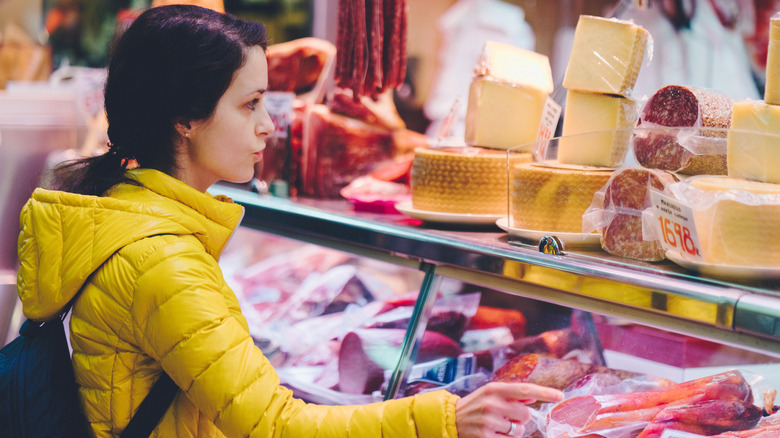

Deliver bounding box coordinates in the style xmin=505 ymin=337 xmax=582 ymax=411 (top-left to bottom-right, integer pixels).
xmin=534 ymin=96 xmax=562 ymax=161
xmin=660 ymin=430 xmax=707 ymax=438
xmin=650 ymin=190 xmax=703 ymax=260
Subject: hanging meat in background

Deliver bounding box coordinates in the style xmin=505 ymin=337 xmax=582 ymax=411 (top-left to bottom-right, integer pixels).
xmin=335 ymin=0 xmax=408 ymax=101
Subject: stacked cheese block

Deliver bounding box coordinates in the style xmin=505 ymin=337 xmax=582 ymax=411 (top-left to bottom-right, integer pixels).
xmin=558 ymin=15 xmax=648 ymax=168
xmin=511 ymin=16 xmax=648 ymax=236
xmin=411 ymin=41 xmax=552 ymax=215
xmin=668 ymin=13 xmax=780 ymax=267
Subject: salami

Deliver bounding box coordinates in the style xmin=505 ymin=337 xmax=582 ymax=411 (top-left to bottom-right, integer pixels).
xmin=598 ymin=168 xmax=678 ymax=262
xmin=335 ymin=0 xmax=407 ymax=100
xmin=633 ymin=85 xmax=731 ymax=175
xmin=351 ymin=0 xmax=368 ymax=101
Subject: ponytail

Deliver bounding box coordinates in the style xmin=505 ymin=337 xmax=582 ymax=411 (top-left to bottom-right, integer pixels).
xmin=49 ymin=145 xmax=136 ymax=196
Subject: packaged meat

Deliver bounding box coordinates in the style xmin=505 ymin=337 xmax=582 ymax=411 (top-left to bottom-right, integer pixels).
xmin=337 ymin=328 xmax=462 ymax=394
xmin=491 ymin=354 xmax=643 ymax=391
xmin=467 ymin=306 xmax=527 ymax=339
xmin=546 ymin=370 xmax=754 ymax=438
xmin=633 ymin=85 xmax=732 ymax=175
xmin=583 ymin=167 xmax=679 ymax=261
xmin=635 ymin=399 xmax=762 ymax=438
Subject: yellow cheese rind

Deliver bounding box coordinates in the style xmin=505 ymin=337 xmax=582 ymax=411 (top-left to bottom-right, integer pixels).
xmin=687 ymin=176 xmax=780 ymax=266
xmin=511 ymin=161 xmax=613 ymax=233
xmin=562 ymin=15 xmax=648 ymax=96
xmin=412 ymin=147 xmax=532 ymax=214
xmin=476 ymin=40 xmax=554 ymax=93
xmin=727 ymin=100 xmax=780 ymax=184
xmin=465 ymin=77 xmax=548 ymax=150
xmin=559 ymin=90 xmax=637 ymax=167
xmin=764 ymin=13 xmax=780 ymax=105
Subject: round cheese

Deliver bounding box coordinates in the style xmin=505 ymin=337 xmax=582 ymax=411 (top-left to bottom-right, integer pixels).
xmin=411 ymin=147 xmax=532 ymax=215
xmin=511 ymin=161 xmax=613 ymax=233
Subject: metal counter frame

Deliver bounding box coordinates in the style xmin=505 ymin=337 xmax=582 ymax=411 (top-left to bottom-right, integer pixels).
xmin=210 ymin=185 xmax=780 ymax=398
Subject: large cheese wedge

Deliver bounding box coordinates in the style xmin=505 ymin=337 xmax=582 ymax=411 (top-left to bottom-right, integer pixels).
xmin=685 ymin=176 xmax=780 ymax=267
xmin=475 ymin=40 xmax=554 ymax=91
xmin=511 ymin=161 xmax=613 ymax=233
xmin=465 ymin=43 xmax=553 ymax=151
xmin=465 ymin=77 xmax=550 ymax=150
xmin=412 ymin=147 xmax=532 ymax=215
xmin=562 ymin=15 xmax=649 ymax=96
xmin=727 ymin=100 xmax=780 ymax=184
xmin=559 ymin=90 xmax=637 ymax=167
xmin=764 ymin=13 xmax=780 ymax=105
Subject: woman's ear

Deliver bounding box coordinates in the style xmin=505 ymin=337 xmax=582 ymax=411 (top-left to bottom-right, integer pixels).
xmin=174 ymin=119 xmax=192 ymax=138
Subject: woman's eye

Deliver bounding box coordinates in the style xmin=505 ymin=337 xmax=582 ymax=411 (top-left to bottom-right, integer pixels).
xmin=247 ymin=98 xmax=261 ymax=110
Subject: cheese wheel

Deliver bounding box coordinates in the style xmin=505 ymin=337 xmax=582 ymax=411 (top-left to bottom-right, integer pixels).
xmin=511 ymin=161 xmax=612 ymax=233
xmin=562 ymin=15 xmax=649 ymax=96
xmin=559 ymin=90 xmax=637 ymax=167
xmin=412 ymin=147 xmax=532 ymax=215
xmin=687 ymin=176 xmax=780 ymax=267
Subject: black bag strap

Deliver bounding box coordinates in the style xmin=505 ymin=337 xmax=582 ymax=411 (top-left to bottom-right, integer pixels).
xmin=120 ymin=372 xmax=178 ymax=438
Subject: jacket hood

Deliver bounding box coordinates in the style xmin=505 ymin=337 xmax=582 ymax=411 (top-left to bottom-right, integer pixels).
xmin=17 ymin=168 xmax=244 ymax=321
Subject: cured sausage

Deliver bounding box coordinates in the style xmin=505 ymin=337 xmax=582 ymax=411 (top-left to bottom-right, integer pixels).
xmin=633 ymin=85 xmax=731 ymax=175
xmin=598 ymin=168 xmax=678 ymax=261
xmin=335 ymin=0 xmax=407 ymax=99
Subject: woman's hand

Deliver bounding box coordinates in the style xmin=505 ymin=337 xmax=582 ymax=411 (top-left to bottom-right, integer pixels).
xmin=455 ymin=382 xmax=564 ymax=437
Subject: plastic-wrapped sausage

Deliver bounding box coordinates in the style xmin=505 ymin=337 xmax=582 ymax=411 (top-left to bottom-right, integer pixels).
xmin=633 ymin=85 xmax=732 ymax=175
xmin=583 ymin=167 xmax=678 ymax=262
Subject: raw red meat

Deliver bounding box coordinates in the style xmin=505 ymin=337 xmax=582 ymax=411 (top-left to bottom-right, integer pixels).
xmin=338 ymin=328 xmax=461 ymax=394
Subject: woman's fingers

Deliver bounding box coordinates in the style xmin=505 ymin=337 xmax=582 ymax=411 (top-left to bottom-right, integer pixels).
xmin=455 ymin=382 xmax=565 ymax=438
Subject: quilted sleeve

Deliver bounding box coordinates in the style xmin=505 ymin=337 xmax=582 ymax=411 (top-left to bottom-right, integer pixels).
xmin=130 ymin=238 xmax=460 ymax=438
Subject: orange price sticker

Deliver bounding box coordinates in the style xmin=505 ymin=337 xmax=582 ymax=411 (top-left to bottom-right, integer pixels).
xmin=649 ymin=190 xmax=702 ymax=260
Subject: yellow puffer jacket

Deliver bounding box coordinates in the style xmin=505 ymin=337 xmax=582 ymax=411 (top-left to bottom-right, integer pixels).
xmin=17 ymin=168 xmax=460 ymax=437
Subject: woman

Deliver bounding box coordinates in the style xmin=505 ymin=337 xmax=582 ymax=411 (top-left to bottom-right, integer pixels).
xmin=17 ymin=5 xmax=562 ymax=437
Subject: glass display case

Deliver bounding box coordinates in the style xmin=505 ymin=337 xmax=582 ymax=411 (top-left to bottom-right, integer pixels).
xmin=212 ymin=184 xmax=780 ymax=415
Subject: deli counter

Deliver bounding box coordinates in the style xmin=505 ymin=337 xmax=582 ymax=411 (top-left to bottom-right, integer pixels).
xmin=210 ymin=184 xmax=780 ymax=413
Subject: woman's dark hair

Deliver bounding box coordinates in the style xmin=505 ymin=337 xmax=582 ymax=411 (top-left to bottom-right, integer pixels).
xmin=52 ymin=5 xmax=268 ymax=195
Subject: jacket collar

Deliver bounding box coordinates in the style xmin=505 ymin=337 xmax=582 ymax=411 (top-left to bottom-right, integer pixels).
xmin=17 ymin=168 xmax=244 ymax=321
